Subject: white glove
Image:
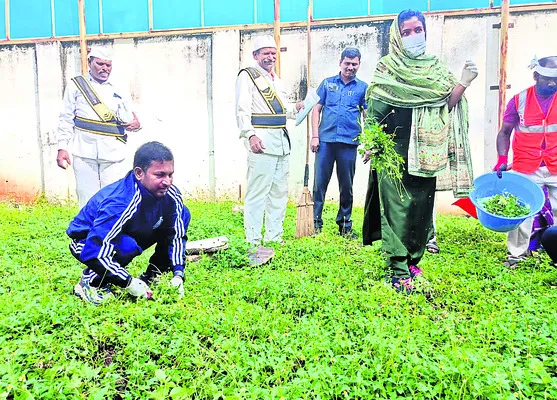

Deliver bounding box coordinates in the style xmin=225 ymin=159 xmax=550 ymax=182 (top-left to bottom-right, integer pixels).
xmin=460 ymin=60 xmax=478 ymax=87
xmin=170 ymin=276 xmax=184 ymax=298
xmin=170 ymin=276 xmax=183 ymax=287
xmin=126 ymin=278 xmax=152 ymax=299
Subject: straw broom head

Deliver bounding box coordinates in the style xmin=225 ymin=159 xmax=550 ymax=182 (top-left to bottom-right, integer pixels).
xmin=295 ymin=187 xmax=314 ymax=238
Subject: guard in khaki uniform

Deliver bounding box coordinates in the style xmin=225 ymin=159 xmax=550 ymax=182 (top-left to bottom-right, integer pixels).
xmin=56 ymin=47 xmax=141 ymax=208
xmin=235 ymin=36 xmax=303 ymax=246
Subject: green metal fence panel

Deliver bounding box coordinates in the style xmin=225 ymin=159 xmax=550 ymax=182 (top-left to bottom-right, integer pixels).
xmin=257 ymin=0 xmax=309 ymax=24
xmin=84 ymin=0 xmax=101 ymax=34
xmin=53 ymin=0 xmax=79 ymax=36
xmin=2 ymin=0 xmax=556 ymax=41
xmin=0 ymin=0 xmax=5 ymax=39
xmin=10 ymin=0 xmax=52 ymax=39
xmin=314 ymin=0 xmax=368 ymax=19
xmin=204 ymin=0 xmax=255 ymax=26
xmin=493 ymin=0 xmax=555 ymax=5
xmin=153 ymin=0 xmax=202 ymax=29
xmin=103 ymin=0 xmax=149 ymax=33
xmin=54 ymin=0 xmax=101 ymax=36
xmin=370 ymin=0 xmax=428 ymax=15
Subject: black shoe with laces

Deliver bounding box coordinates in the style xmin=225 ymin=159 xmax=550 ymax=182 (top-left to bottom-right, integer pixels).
xmin=339 ymin=228 xmax=358 ymax=240
xmin=139 ymin=263 xmax=164 ymax=286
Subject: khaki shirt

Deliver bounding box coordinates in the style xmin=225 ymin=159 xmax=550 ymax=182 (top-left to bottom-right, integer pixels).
xmin=235 ymin=64 xmax=297 ymax=156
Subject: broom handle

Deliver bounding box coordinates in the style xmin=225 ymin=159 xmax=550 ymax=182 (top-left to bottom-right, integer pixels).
xmin=303 ymin=164 xmax=309 ymax=187
xmin=304 ymin=0 xmax=312 ymax=168
xmin=64 ymin=160 xmax=71 ymax=201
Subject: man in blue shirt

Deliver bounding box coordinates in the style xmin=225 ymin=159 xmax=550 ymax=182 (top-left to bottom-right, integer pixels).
xmin=311 ymin=48 xmax=368 ymax=237
xmin=67 ymin=141 xmax=190 ymax=304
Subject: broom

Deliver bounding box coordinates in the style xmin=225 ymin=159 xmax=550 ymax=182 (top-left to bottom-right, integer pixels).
xmin=64 ymin=160 xmax=72 ymax=203
xmin=295 ymin=0 xmax=315 ymax=239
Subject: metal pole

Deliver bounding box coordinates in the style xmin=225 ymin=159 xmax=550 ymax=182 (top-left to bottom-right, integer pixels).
xmin=498 ymin=0 xmax=510 ymax=128
xmin=273 ymin=0 xmax=280 ymax=76
xmin=32 ymin=46 xmax=46 ymax=196
xmin=305 ymin=0 xmax=312 ymax=166
xmin=307 ymin=0 xmax=312 ymax=87
xmin=148 ymin=0 xmax=153 ymax=32
xmin=51 ymin=0 xmax=56 ymax=37
xmin=5 ymin=0 xmax=10 ymax=40
xmin=98 ymin=0 xmax=103 ymax=34
xmin=78 ymin=0 xmax=88 ymax=74
xmin=206 ymin=36 xmax=216 ymax=200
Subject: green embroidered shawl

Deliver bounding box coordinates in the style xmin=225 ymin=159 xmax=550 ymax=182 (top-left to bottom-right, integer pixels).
xmin=367 ymin=19 xmax=474 ymax=197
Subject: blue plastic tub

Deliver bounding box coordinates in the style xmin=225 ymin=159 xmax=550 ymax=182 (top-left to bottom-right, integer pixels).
xmin=469 ymin=171 xmax=545 ymax=233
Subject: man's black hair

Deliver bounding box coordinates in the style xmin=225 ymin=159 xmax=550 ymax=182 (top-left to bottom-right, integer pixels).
xmin=133 ymin=141 xmax=174 ymax=172
xmin=398 ymin=9 xmax=427 ymax=35
xmin=341 ymin=47 xmax=361 ymax=62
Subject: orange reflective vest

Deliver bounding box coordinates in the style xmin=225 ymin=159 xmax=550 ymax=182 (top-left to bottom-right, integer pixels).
xmin=512 ymin=86 xmax=557 ymax=174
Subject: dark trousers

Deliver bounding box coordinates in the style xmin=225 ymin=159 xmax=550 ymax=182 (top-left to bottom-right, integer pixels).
xmin=363 ymin=169 xmax=382 ymax=245
xmin=70 ymin=231 xmax=175 ymax=288
xmin=542 ymin=226 xmax=557 ymax=263
xmin=313 ymin=141 xmax=358 ymax=232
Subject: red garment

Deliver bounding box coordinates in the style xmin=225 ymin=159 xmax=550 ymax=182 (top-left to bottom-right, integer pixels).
xmin=503 ymin=91 xmax=554 ymax=125
xmin=512 ymin=86 xmax=557 ymax=174
xmin=453 ymin=198 xmax=478 ymax=219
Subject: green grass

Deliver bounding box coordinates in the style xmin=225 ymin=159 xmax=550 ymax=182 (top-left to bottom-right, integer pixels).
xmin=1 ymin=200 xmax=557 ymax=399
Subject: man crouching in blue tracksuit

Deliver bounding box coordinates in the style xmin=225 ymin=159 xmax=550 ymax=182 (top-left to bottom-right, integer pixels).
xmin=67 ymin=141 xmax=190 ymax=304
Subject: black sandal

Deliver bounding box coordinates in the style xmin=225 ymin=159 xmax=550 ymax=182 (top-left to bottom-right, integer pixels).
xmin=426 ymin=237 xmax=440 ymax=254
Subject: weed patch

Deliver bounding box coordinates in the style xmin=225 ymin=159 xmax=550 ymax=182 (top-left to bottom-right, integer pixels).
xmin=0 ymin=202 xmax=556 ymax=398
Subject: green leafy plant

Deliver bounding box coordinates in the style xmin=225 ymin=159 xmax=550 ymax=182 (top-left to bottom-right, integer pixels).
xmin=357 ymin=112 xmax=407 ymax=200
xmin=480 ymin=192 xmax=530 ymax=217
xmin=1 ymin=201 xmax=557 ymax=399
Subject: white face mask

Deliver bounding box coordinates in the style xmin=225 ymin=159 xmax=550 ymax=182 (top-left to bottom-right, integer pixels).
xmin=402 ymin=32 xmax=426 ymax=57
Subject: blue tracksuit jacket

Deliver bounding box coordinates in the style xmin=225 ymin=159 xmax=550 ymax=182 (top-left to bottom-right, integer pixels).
xmin=67 ymin=171 xmax=190 ymax=287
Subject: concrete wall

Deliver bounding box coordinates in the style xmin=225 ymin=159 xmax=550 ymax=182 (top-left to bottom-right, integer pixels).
xmin=0 ymin=9 xmax=556 ymax=212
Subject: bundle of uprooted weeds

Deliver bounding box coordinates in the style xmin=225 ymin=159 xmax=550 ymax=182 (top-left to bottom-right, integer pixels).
xmin=357 ymin=112 xmax=407 ymax=200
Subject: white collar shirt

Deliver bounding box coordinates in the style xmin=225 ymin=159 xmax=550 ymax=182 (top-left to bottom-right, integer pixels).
xmin=235 ymin=64 xmax=297 ymax=156
xmin=57 ymin=72 xmax=134 ymax=162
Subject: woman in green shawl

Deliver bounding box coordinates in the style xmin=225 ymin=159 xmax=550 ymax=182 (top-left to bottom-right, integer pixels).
xmin=363 ymin=9 xmax=478 ymax=293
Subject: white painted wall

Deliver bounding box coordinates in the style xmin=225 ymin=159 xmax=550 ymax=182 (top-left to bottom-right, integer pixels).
xmin=0 ymin=9 xmax=555 ymax=213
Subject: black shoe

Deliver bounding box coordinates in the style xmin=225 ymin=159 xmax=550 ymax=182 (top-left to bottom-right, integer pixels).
xmin=139 ymin=263 xmax=163 ymax=286
xmin=339 ymin=228 xmax=358 ymax=240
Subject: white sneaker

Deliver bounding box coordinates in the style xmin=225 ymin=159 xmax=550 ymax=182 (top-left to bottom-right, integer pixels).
xmin=74 ymin=277 xmax=112 ymax=305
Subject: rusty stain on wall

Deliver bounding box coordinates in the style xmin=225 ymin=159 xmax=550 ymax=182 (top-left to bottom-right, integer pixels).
xmin=0 ymin=178 xmax=41 ymax=204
